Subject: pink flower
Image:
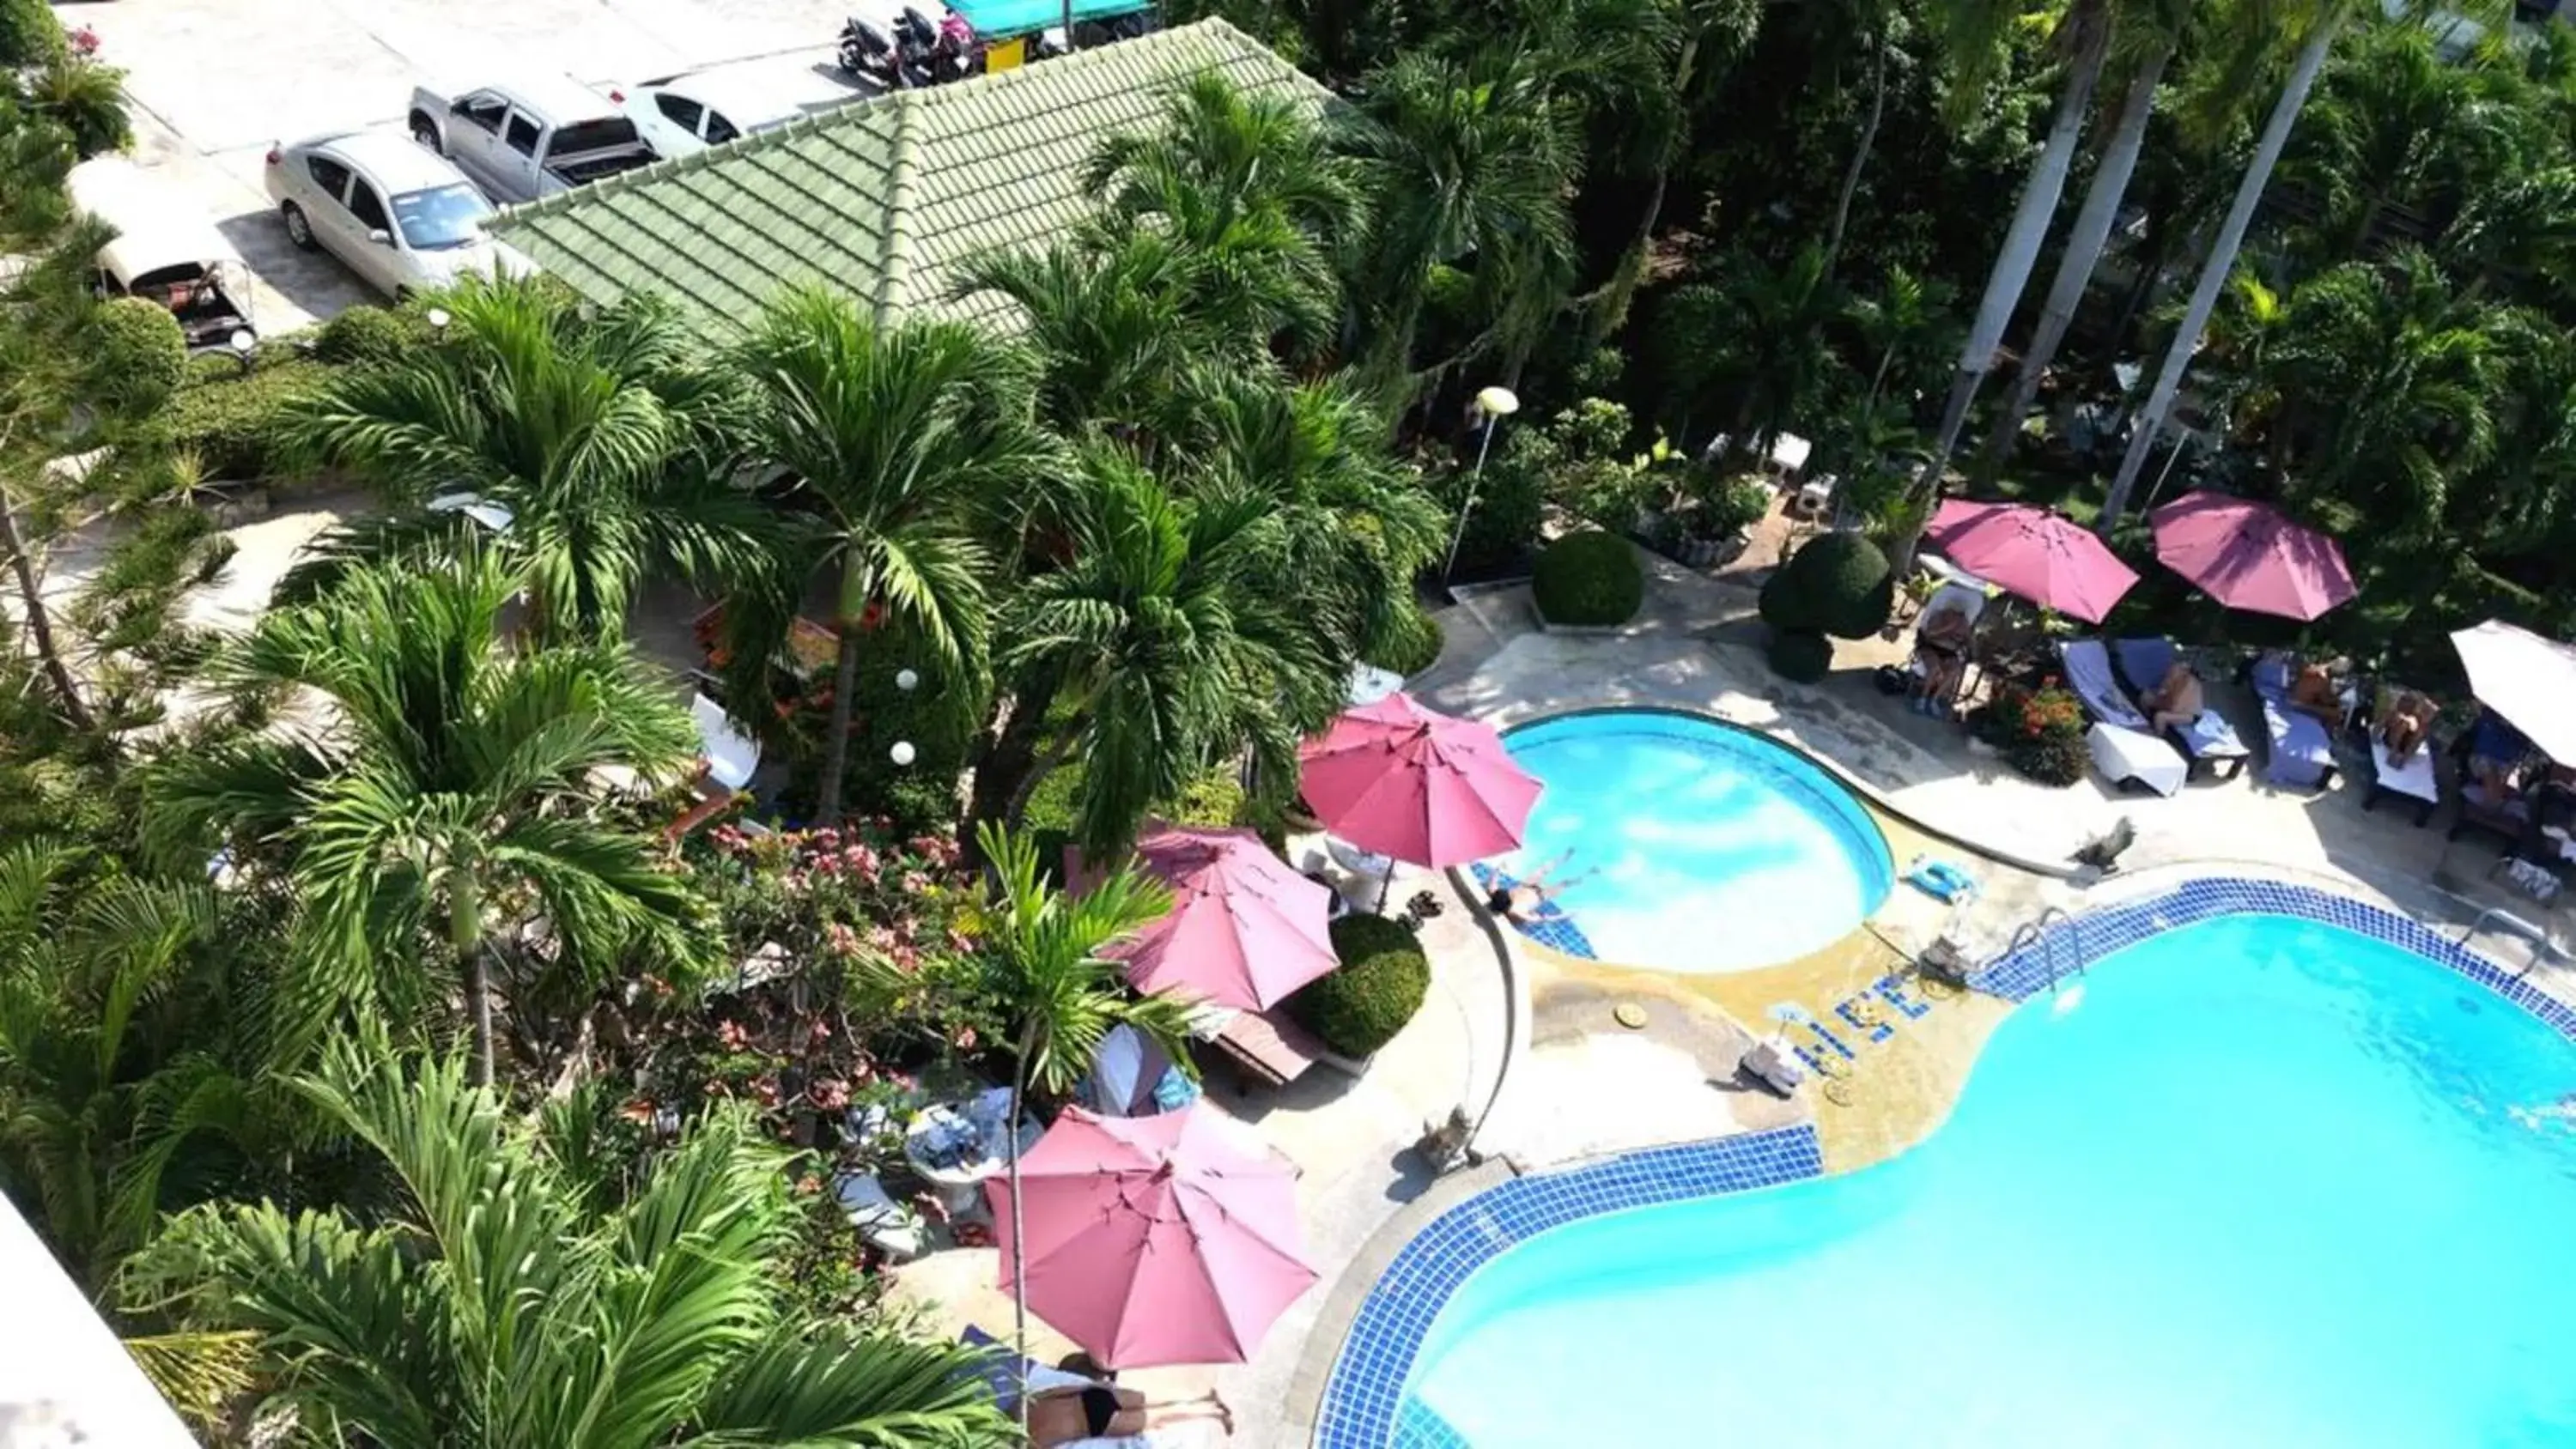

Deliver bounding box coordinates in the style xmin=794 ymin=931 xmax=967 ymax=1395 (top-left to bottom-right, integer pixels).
xmin=900 ymin=870 xmax=931 ymax=895
xmin=946 ymin=925 xmax=977 ymax=952
xmin=867 ymin=925 xmax=899 ymax=951
xmin=824 ymin=921 xmax=860 ymax=957
xmin=795 ymin=1173 xmax=823 ymax=1196
xmin=68 ymin=26 xmax=100 ymax=56
xmin=953 ymin=1026 xmax=978 ymax=1051
xmin=718 ymin=1020 xmax=748 ymax=1050
xmin=811 ymin=1078 xmax=849 ymax=1110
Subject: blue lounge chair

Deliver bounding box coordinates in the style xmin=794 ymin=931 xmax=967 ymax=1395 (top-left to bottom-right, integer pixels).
xmin=2058 ymin=639 xmax=2187 ymax=797
xmin=2111 ymin=638 xmax=2251 ymax=782
xmin=2248 ymin=653 xmax=2338 ymax=791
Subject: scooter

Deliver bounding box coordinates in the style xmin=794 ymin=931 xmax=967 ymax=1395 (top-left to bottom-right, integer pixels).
xmin=837 ymin=17 xmax=910 ymax=88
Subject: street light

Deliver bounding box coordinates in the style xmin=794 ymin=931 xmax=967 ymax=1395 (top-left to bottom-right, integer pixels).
xmin=1442 ymin=385 xmax=1522 ymax=584
xmin=425 ymin=306 xmax=451 ymax=335
xmin=889 ymin=740 xmax=917 ymax=767
xmin=228 ymin=329 xmax=256 ymax=374
xmin=894 ymin=668 xmax=919 ymax=692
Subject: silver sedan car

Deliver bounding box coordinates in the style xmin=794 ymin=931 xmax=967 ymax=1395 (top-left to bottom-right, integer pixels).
xmin=263 ymin=129 xmax=534 ymax=300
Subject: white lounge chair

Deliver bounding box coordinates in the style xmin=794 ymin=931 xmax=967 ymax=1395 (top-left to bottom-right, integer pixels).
xmin=2059 ymin=639 xmax=2189 ymax=797
xmin=2365 ymin=739 xmax=2439 ymax=825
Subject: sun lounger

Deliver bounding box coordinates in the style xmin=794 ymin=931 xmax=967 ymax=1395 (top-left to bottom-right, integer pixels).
xmin=1211 ymin=1007 xmax=1324 ymax=1088
xmin=2059 ymin=639 xmax=2189 ymax=797
xmin=2362 ymin=739 xmax=2439 ymax=826
xmin=2248 ymin=654 xmax=2339 ymax=791
xmin=2111 ymin=637 xmax=2250 ymax=781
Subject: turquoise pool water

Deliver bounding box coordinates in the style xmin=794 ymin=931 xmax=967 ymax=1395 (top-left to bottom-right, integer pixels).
xmin=1498 ymin=711 xmax=1893 ymax=971
xmin=1400 ymin=913 xmax=2576 ymax=1446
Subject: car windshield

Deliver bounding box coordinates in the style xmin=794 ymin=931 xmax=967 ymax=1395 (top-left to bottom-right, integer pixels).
xmin=391 ymin=183 xmax=493 ymax=251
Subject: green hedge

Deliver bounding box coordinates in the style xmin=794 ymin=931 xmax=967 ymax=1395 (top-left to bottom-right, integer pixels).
xmin=2007 ymin=730 xmax=2091 ymax=786
xmin=1372 ymin=603 xmax=1443 ymax=677
xmin=1758 ymin=531 xmax=1894 ymax=640
xmin=1531 ymin=530 xmax=1643 ymax=627
xmin=312 ymin=306 xmax=432 ymax=367
xmin=1765 ymin=627 xmax=1833 ymax=682
xmin=159 ymin=359 xmax=327 ymax=481
xmin=1289 ymin=913 xmax=1431 ymax=1058
xmin=0 ymin=0 xmax=63 ymax=67
xmin=88 ymin=298 xmax=187 ymax=419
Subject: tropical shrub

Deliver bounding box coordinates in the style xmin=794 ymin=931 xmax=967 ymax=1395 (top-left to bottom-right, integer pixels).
xmin=2008 ymin=729 xmax=2092 ymax=786
xmin=87 ymin=297 xmax=186 ymax=418
xmin=310 ymin=304 xmax=429 ymax=367
xmin=1702 ymin=476 xmax=1774 ymax=537
xmin=1972 ymin=681 xmax=2089 ymax=785
xmin=30 ymin=53 xmax=131 ymax=157
xmin=157 ymin=357 xmax=328 ymax=480
xmin=1374 ymin=601 xmax=1444 ymax=676
xmin=1765 ymin=627 xmax=1833 ymax=682
xmin=1292 ymin=913 xmax=1431 ymax=1058
xmin=0 ymin=0 xmax=64 ymax=67
xmin=1531 ymin=530 xmax=1643 ymax=626
xmin=1439 ymin=427 xmax=1549 ymax=576
xmin=1758 ymin=530 xmax=1894 ymax=639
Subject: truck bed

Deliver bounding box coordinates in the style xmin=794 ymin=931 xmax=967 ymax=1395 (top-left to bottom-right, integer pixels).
xmin=546 ymin=146 xmax=656 ymax=186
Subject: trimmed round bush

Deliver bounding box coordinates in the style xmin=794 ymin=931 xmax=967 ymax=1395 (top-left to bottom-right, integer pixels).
xmin=1759 ymin=530 xmax=1895 ymax=640
xmin=1290 ymin=914 xmax=1431 ymax=1059
xmin=2008 ymin=730 xmax=2091 ymax=787
xmin=1765 ymin=627 xmax=1834 ymax=683
xmin=1372 ymin=603 xmax=1444 ymax=677
xmin=88 ymin=297 xmax=187 ymax=418
xmin=312 ymin=306 xmax=428 ymax=367
xmin=1531 ymin=530 xmax=1643 ymax=627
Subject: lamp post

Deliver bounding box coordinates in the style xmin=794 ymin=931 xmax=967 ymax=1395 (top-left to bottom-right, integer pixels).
xmin=1441 ymin=385 xmax=1522 ymax=584
xmin=889 ymin=666 xmax=919 ymax=768
xmin=227 ymin=328 xmax=255 ymax=375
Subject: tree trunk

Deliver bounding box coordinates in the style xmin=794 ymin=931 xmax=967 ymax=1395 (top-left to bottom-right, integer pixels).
xmin=1822 ymin=31 xmax=1889 ymax=279
xmin=451 ymin=872 xmax=495 ymax=1088
xmin=963 ymin=676 xmax=1062 ymax=850
xmin=2102 ymin=17 xmax=2340 ymax=532
xmin=1006 ymin=1028 xmax=1036 ymax=1435
xmin=812 ymin=551 xmax=872 ymax=827
xmin=1597 ymin=33 xmax=1703 ymax=336
xmin=1975 ymin=40 xmax=2173 ymax=484
xmin=1890 ymin=16 xmax=2111 ymax=578
xmin=0 ymin=477 xmax=98 ymax=736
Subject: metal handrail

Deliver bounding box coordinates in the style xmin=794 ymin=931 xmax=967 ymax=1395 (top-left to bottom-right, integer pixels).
xmin=2003 ymin=906 xmax=2082 ymax=992
xmin=2459 ymin=906 xmax=2556 ymax=978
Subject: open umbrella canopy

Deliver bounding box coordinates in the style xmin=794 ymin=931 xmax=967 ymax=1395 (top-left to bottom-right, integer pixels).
xmin=2451 ymin=621 xmax=2576 ymax=763
xmin=1925 ymin=499 xmax=2139 ymax=624
xmin=985 ymin=1105 xmax=1317 ymax=1368
xmin=1296 ymin=692 xmax=1540 ymax=866
xmin=1105 ymin=823 xmax=1337 ymax=1012
xmin=2148 ymin=492 xmax=2355 ymax=621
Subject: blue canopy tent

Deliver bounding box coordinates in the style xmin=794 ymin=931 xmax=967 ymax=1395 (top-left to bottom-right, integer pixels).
xmin=953 ymin=0 xmax=1150 ymax=38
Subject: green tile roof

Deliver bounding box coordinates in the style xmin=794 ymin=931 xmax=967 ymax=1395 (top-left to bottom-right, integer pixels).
xmin=490 ymin=20 xmax=1327 ymax=334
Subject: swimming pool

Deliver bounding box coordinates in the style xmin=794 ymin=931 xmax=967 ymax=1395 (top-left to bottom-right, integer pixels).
xmin=1492 ymin=710 xmax=1893 ymax=972
xmin=1340 ymin=901 xmax=2576 ymax=1446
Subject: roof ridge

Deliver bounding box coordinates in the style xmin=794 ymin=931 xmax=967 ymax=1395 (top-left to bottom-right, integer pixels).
xmin=872 ymin=91 xmax=924 ymax=329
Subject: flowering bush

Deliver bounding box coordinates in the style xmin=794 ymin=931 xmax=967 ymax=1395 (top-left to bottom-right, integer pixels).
xmin=1976 ymin=679 xmax=2091 ymax=786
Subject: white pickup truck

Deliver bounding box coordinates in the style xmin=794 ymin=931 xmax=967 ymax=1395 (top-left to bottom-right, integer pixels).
xmin=406 ymin=74 xmax=659 ymax=204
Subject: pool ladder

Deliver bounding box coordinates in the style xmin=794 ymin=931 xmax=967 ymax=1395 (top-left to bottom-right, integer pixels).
xmin=2005 ymin=906 xmax=2086 ymax=993
xmin=2459 ymin=906 xmax=2557 ymax=978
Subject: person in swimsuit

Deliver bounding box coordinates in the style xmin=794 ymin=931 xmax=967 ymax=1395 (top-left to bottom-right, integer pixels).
xmin=1028 ymin=1382 xmax=1232 ymax=1446
xmin=1911 ymin=598 xmax=1975 ymax=714
xmin=1484 ymin=849 xmax=1598 ymax=922
xmin=2378 ymin=690 xmax=2435 ymax=764
xmin=2142 ymin=660 xmax=2204 ymax=733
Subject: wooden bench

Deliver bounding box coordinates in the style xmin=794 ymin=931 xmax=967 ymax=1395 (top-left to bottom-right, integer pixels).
xmin=1211 ymin=1007 xmax=1327 ymax=1089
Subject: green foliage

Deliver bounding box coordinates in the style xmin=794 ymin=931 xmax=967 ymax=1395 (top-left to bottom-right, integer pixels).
xmin=27 ymin=53 xmax=131 ymax=158
xmin=86 ymin=295 xmax=186 ymax=417
xmin=1531 ymin=529 xmax=1644 ymax=626
xmin=1758 ymin=530 xmax=1893 ymax=640
xmin=309 ymin=304 xmax=431 ymax=367
xmin=157 ymin=356 xmax=328 ymax=481
xmin=1373 ymin=601 xmax=1444 ymax=676
xmin=0 ymin=0 xmax=64 ymax=68
xmin=1437 ymin=426 xmax=1549 ymax=574
xmin=1765 ymin=626 xmax=1833 ymax=682
xmin=2006 ymin=728 xmax=2091 ymax=787
xmin=1291 ymin=913 xmax=1431 ymax=1058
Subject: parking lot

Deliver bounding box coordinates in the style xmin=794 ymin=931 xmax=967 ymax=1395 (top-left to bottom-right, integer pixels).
xmin=67 ymin=0 xmax=876 ymax=330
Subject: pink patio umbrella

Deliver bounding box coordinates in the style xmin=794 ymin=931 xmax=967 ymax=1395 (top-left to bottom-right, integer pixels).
xmin=1104 ymin=822 xmax=1337 ymax=1012
xmin=2148 ymin=491 xmax=2356 ymax=621
xmin=1296 ymin=692 xmax=1541 ymax=866
xmin=1925 ymin=499 xmax=2141 ymax=624
xmin=985 ymin=1104 xmax=1318 ymax=1368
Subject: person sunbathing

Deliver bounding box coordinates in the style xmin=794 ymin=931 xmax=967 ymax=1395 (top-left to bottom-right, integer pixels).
xmin=2467 ymin=709 xmax=2537 ymax=803
xmin=2378 ymin=691 xmax=2436 ymax=764
xmin=2141 ymin=660 xmax=2204 ymax=733
xmin=1030 ymin=1383 xmax=1232 ymax=1446
xmin=1911 ymin=599 xmax=1975 ymax=715
xmin=1485 ymin=849 xmax=1596 ymax=921
xmin=2288 ymin=661 xmax=2344 ymax=725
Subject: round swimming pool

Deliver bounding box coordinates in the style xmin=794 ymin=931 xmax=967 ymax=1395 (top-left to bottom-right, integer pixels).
xmin=1382 ymin=912 xmax=2576 ymax=1446
xmin=1493 ymin=710 xmax=1893 ymax=972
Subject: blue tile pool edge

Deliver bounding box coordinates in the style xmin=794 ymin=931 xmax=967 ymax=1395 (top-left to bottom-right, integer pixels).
xmin=1315 ymin=876 xmax=2576 ymax=1448
xmin=1313 ymin=1125 xmax=1827 ymax=1449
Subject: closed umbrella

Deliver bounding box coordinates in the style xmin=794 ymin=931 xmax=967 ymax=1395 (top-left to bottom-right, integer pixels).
xmin=2149 ymin=492 xmax=2354 ymax=621
xmin=1297 ymin=692 xmax=1540 ymax=866
xmin=1106 ymin=822 xmax=1337 ymax=1012
xmin=1926 ymin=499 xmax=2140 ymax=624
xmin=2451 ymin=621 xmax=2576 ymax=763
xmin=985 ymin=1105 xmax=1317 ymax=1368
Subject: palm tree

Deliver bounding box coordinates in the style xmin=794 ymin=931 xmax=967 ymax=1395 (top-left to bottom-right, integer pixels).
xmin=143 ymin=550 xmax=706 ymax=1087
xmin=733 ymin=290 xmax=1053 ymax=824
xmin=0 ymin=842 xmax=270 ymax=1294
xmin=1844 ymin=264 xmax=1961 ymax=413
xmin=1894 ymin=0 xmax=2116 ymax=570
xmin=125 ymin=1038 xmax=1016 ymax=1448
xmin=954 ymin=231 xmax=1199 ymax=440
xmin=0 ymin=218 xmax=112 ymax=736
xmin=971 ymin=822 xmax=1192 ymax=1426
xmin=1339 ymin=49 xmax=1583 ymax=397
xmin=1974 ymin=8 xmax=2185 ymax=479
xmin=2277 ymin=21 xmax=2518 ymax=271
xmin=981 ymin=446 xmax=1348 ymax=858
xmin=280 ymin=274 xmax=769 ymax=640
xmin=1656 ymin=243 xmax=1851 ymax=458
xmin=2102 ymin=4 xmax=2348 ymax=529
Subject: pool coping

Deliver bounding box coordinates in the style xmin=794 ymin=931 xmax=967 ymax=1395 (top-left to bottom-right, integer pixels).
xmin=1308 ymin=874 xmax=2575 ymax=1448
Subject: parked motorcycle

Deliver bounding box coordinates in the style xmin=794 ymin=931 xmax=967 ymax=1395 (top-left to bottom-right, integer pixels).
xmin=838 ymin=16 xmax=930 ymax=89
